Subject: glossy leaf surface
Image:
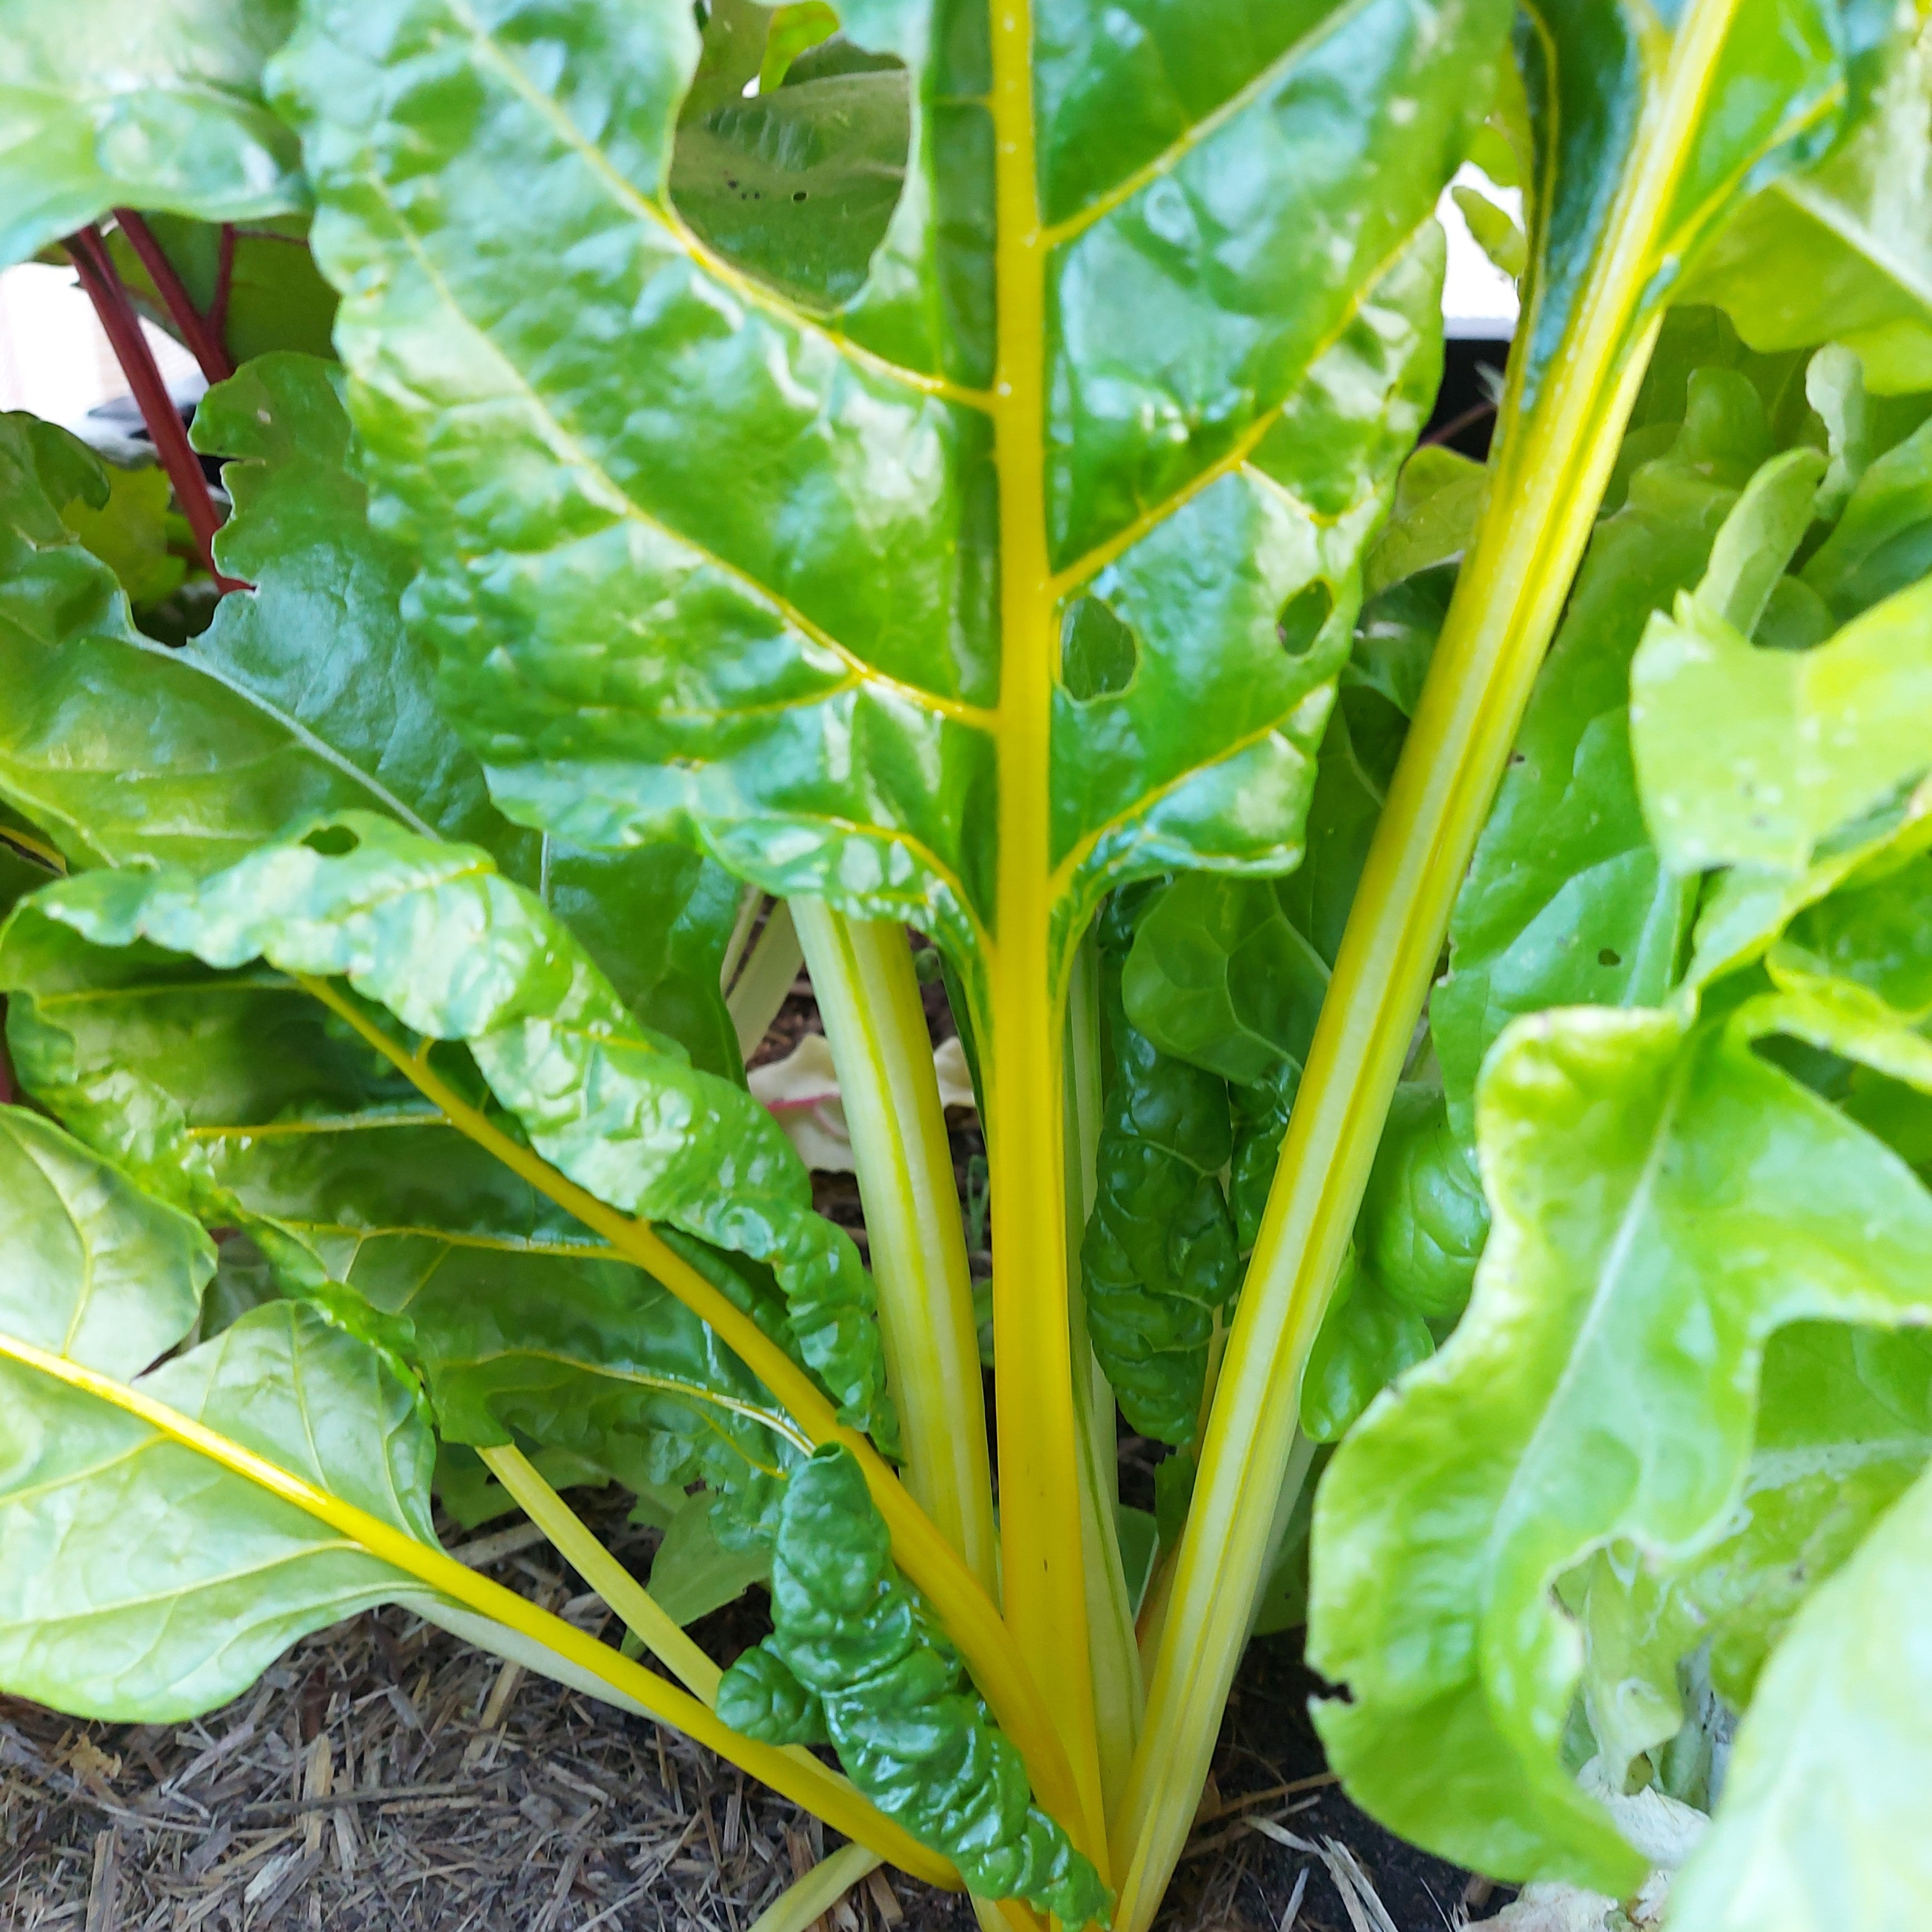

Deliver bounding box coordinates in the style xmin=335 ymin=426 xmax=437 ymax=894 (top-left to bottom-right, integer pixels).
xmin=1679 ymin=21 xmax=1932 ymax=391
xmin=0 ymin=1104 xmax=440 ymax=1719
xmin=0 ymin=0 xmax=305 ymax=269
xmin=720 ymin=1446 xmax=1109 ymax=1924
xmin=270 ymin=0 xmax=1492 ymax=987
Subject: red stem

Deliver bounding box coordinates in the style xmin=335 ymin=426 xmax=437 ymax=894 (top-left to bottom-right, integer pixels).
xmin=64 ymin=227 xmax=245 ymax=593
xmin=110 ymin=209 xmax=235 ymax=385
xmin=210 ymin=223 xmax=238 ymax=345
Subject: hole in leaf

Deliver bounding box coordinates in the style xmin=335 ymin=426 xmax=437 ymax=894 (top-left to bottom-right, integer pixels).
xmin=1598 ymin=947 xmax=1622 ymax=967
xmin=1276 ymin=580 xmax=1334 ymax=658
xmin=304 ymin=824 xmax=360 ymax=857
xmin=670 ymin=32 xmax=910 ymax=315
xmin=1060 ymin=596 xmax=1139 ymax=700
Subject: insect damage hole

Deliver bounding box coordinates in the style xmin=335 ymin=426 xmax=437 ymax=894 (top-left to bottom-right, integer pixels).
xmin=1276 ymin=580 xmax=1334 ymax=658
xmin=1060 ymin=596 xmax=1140 ymax=700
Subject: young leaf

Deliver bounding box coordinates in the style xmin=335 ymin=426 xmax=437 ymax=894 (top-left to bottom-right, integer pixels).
xmin=1631 ymin=573 xmax=1932 ymax=877
xmin=1666 ymin=1442 xmax=1932 ymax=1931
xmin=0 ymin=0 xmax=305 ymax=269
xmin=720 ymin=1445 xmax=1111 ymax=1926
xmin=1677 ymin=18 xmax=1932 ymax=393
xmin=1309 ymin=1002 xmax=1932 ymax=1892
xmin=1570 ymin=1321 xmax=1932 ymax=1796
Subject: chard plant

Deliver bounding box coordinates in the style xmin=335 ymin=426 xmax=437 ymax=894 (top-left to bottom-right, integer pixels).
xmin=2 ymin=0 xmax=1931 ymax=1926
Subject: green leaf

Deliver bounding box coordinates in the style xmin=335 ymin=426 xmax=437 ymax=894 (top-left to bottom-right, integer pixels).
xmin=58 ymin=461 xmax=189 ymax=611
xmin=1432 ymin=367 xmax=1770 ymax=1143
xmin=1570 ymin=1321 xmax=1932 ymax=1796
xmin=1666 ymin=1443 xmax=1932 ymax=1931
xmin=1308 ymin=1001 xmax=1932 ymax=1892
xmin=1796 ymin=402 xmax=1932 ymax=621
xmin=719 ymin=1445 xmax=1110 ymax=1925
xmin=0 ymin=0 xmax=305 ymax=270
xmin=671 ymin=62 xmax=912 ymax=315
xmin=1363 ymin=446 xmax=1490 ymax=600
xmin=0 ymin=1109 xmax=444 ymax=1719
xmin=1299 ymin=1246 xmax=1432 ymax=1445
xmin=0 ymin=812 xmax=891 ymax=1446
xmin=0 ymin=382 xmax=524 ymax=875
xmin=650 ymin=1489 xmax=774 ymax=1626
xmin=1082 ymin=896 xmax=1240 ymax=1448
xmin=1631 ymin=573 xmax=1932 ymax=878
xmin=1355 ymin=1081 xmax=1487 ymax=1324
xmin=108 ymin=212 xmax=341 ymax=365
xmin=760 ymin=5 xmax=842 ymax=92
xmin=1677 ymin=18 xmax=1932 ymax=392
xmin=0 ymin=897 xmax=811 ymax=1534
xmin=0 ymin=1102 xmax=212 ymax=1378
xmin=269 ymin=0 xmax=1495 ymax=996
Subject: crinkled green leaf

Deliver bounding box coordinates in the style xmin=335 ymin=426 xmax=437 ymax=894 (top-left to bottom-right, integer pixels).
xmin=0 ymin=888 xmax=793 ymax=1523
xmin=0 ymin=383 xmax=520 ymax=874
xmin=270 ymin=0 xmax=1493 ymax=1001
xmin=1433 ymin=367 xmax=1769 ymax=1143
xmin=0 ymin=812 xmax=891 ymax=1447
xmin=1355 ymin=1081 xmax=1487 ymax=1324
xmin=1299 ymin=1246 xmax=1433 ymax=1446
xmin=1679 ymin=18 xmax=1932 ymax=392
xmin=1631 ymin=573 xmax=1932 ymax=878
xmin=1309 ymin=1000 xmax=1932 ymax=1892
xmin=1082 ymin=896 xmax=1239 ymax=1448
xmin=0 ymin=0 xmax=305 ymax=270
xmin=1665 ymin=1442 xmax=1932 ymax=1931
xmin=1797 ymin=401 xmax=1932 ymax=620
xmin=719 ymin=1446 xmax=1110 ymax=1924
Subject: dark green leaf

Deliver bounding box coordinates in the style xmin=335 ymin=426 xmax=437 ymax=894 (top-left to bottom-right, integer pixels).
xmin=719 ymin=1445 xmax=1110 ymax=1924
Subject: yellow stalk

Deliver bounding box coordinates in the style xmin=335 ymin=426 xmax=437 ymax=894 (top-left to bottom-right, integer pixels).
xmin=477 ymin=1442 xmax=721 ymax=1699
xmin=792 ymin=901 xmax=999 ymax=1595
xmin=984 ymin=0 xmax=1107 ymax=1869
xmin=0 ymin=1328 xmax=955 ymax=1889
xmin=292 ymin=974 xmax=1084 ymax=1843
xmin=748 ymin=1843 xmax=882 ymax=1932
xmin=1108 ymin=0 xmax=1749 ymax=1916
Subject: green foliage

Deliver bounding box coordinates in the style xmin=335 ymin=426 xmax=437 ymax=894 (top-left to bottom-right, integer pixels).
xmin=721 ymin=1447 xmax=1111 ymax=1925
xmin=6 ymin=2 xmax=1932 ymax=1925
xmin=0 ymin=0 xmax=304 ymax=269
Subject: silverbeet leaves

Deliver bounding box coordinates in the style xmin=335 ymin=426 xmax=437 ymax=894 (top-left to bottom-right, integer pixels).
xmin=0 ymin=815 xmax=891 ymax=1450
xmin=721 ymin=1448 xmax=1110 ymax=1924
